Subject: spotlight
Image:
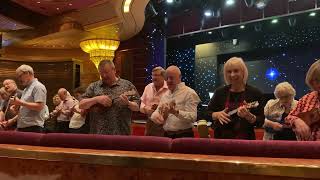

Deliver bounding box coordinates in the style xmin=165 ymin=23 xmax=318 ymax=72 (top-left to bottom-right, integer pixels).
xmin=204 ymin=10 xmax=212 ymax=17
xmin=240 ymin=25 xmax=245 ymax=29
xmin=225 ymin=0 xmax=235 ymax=6
xmin=309 ymin=12 xmax=316 ymax=17
xmin=271 ymin=19 xmax=278 ymax=24
xmin=208 ymin=31 xmax=212 ymax=34
xmin=255 ymin=0 xmax=269 ymax=9
xmin=166 ymin=0 xmax=174 ymax=4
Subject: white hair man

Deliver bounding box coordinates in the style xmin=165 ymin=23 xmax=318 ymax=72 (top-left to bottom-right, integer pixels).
xmin=10 ymin=64 xmax=47 ymax=133
xmin=151 ymin=65 xmax=200 ymax=138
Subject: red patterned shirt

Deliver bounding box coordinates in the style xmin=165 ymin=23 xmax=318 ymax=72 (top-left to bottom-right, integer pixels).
xmin=286 ymin=91 xmax=320 ymax=140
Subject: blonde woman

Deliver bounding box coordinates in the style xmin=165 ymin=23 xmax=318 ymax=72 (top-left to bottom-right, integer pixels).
xmin=286 ymin=60 xmax=320 ymax=141
xmin=263 ymin=82 xmax=297 ymax=140
xmin=207 ymin=57 xmax=265 ymax=139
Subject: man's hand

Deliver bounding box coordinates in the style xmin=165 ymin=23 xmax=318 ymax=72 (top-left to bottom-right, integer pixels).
xmin=152 ymin=112 xmax=165 ymax=124
xmin=95 ymin=95 xmax=112 ymax=107
xmin=143 ymin=106 xmax=155 ymax=116
xmin=1 ymin=119 xmax=16 ymax=128
xmin=10 ymin=105 xmax=19 ymax=114
xmin=119 ymin=94 xmax=130 ymax=106
xmin=10 ymin=96 xmax=23 ymax=106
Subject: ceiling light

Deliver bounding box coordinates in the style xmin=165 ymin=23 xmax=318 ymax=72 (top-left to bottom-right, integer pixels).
xmin=240 ymin=25 xmax=245 ymax=29
xmin=56 ymin=7 xmax=60 ymax=10
xmin=271 ymin=19 xmax=278 ymax=24
xmin=123 ymin=0 xmax=132 ymax=13
xmin=208 ymin=31 xmax=212 ymax=34
xmin=80 ymin=39 xmax=120 ymax=69
xmin=255 ymin=0 xmax=269 ymax=9
xmin=166 ymin=0 xmax=174 ymax=4
xmin=37 ymin=1 xmax=41 ymax=4
xmin=309 ymin=12 xmax=316 ymax=17
xmin=69 ymin=3 xmax=72 ymax=6
xmin=204 ymin=10 xmax=212 ymax=17
xmin=225 ymin=0 xmax=235 ymax=6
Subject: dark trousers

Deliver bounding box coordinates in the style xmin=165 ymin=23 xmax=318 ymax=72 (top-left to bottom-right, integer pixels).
xmin=164 ymin=128 xmax=194 ymax=139
xmin=145 ymin=119 xmax=165 ymax=136
xmin=18 ymin=126 xmax=44 ymax=133
xmin=56 ymin=121 xmax=70 ymax=133
xmin=274 ymin=128 xmax=297 ymax=140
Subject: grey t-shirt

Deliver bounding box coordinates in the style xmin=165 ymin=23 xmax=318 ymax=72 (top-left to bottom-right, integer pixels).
xmin=17 ymin=79 xmax=47 ymax=128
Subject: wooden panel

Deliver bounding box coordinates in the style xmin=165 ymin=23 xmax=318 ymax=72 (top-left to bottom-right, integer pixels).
xmin=0 ymin=144 xmax=320 ymax=179
xmin=141 ymin=168 xmax=207 ymax=180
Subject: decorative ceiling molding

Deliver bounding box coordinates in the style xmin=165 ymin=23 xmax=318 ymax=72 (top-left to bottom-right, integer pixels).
xmin=0 ymin=0 xmax=47 ymax=27
xmin=0 ymin=14 xmax=32 ymax=31
xmin=12 ymin=0 xmax=105 ymax=16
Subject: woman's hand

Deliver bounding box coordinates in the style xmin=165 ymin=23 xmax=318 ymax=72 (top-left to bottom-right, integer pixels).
xmin=212 ymin=108 xmax=230 ymax=125
xmin=293 ymin=118 xmax=311 ymax=140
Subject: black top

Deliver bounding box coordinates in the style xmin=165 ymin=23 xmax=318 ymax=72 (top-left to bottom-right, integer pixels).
xmin=207 ymin=84 xmax=265 ymax=140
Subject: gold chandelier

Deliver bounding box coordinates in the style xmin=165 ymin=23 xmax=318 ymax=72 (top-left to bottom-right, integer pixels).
xmin=80 ymin=39 xmax=120 ymax=68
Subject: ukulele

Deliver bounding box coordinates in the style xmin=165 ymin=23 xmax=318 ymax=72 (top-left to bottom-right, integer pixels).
xmin=214 ymin=101 xmax=259 ymax=127
xmin=227 ymin=101 xmax=259 ymax=116
xmin=90 ymin=89 xmax=139 ymax=112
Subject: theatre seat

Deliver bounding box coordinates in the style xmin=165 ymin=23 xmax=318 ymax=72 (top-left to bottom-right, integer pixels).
xmin=0 ymin=131 xmax=44 ymax=146
xmin=171 ymin=138 xmax=320 ymax=159
xmin=40 ymin=133 xmax=172 ymax=153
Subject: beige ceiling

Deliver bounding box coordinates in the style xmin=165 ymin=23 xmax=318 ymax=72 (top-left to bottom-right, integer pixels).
xmin=1 ymin=0 xmax=149 ymax=59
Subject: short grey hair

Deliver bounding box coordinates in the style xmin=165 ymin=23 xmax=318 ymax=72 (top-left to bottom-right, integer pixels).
xmin=16 ymin=64 xmax=34 ymax=76
xmin=223 ymin=57 xmax=248 ymax=85
xmin=98 ymin=60 xmax=115 ymax=70
xmin=152 ymin=66 xmax=165 ymax=77
xmin=305 ymin=60 xmax=320 ymax=90
xmin=274 ymin=82 xmax=296 ymax=98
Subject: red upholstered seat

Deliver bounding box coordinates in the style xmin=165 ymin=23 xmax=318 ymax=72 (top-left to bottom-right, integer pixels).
xmin=40 ymin=133 xmax=172 ymax=153
xmin=171 ymin=138 xmax=320 ymax=159
xmin=0 ymin=131 xmax=44 ymax=146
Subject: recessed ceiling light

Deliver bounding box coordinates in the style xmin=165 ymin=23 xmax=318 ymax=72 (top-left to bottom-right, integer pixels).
xmin=56 ymin=7 xmax=60 ymax=10
xmin=204 ymin=10 xmax=212 ymax=17
xmin=225 ymin=0 xmax=235 ymax=6
xmin=309 ymin=12 xmax=316 ymax=17
xmin=37 ymin=1 xmax=41 ymax=4
xmin=166 ymin=0 xmax=174 ymax=4
xmin=69 ymin=3 xmax=72 ymax=6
